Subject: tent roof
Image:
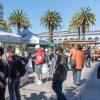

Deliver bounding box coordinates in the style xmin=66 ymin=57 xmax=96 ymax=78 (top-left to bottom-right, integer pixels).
xmin=20 ymin=29 xmax=37 ymax=37
xmin=0 ymin=31 xmax=22 ymax=43
xmin=20 ymin=29 xmax=50 ymax=45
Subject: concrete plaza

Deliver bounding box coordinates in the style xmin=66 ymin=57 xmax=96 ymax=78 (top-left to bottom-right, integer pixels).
xmin=6 ymin=62 xmax=100 ymax=100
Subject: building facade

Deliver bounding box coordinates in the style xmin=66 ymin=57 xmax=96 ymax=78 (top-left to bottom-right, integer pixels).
xmin=38 ymin=30 xmax=100 ymax=48
xmin=38 ymin=30 xmax=100 ymax=42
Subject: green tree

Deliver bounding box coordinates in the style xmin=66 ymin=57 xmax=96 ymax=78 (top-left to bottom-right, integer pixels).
xmin=79 ymin=7 xmax=96 ymax=40
xmin=69 ymin=13 xmax=81 ymax=40
xmin=69 ymin=7 xmax=96 ymax=40
xmin=21 ymin=20 xmax=32 ymax=30
xmin=40 ymin=10 xmax=62 ymax=42
xmin=0 ymin=20 xmax=12 ymax=32
xmin=9 ymin=9 xmax=31 ymax=34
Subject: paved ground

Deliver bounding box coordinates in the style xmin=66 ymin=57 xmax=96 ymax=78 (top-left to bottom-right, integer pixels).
xmin=6 ymin=61 xmax=100 ymax=100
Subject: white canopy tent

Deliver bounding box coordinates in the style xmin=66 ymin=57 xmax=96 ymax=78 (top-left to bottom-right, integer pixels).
xmin=21 ymin=29 xmax=49 ymax=45
xmin=0 ymin=30 xmax=22 ymax=43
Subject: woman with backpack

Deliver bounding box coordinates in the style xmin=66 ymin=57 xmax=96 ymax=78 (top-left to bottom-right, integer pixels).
xmin=0 ymin=47 xmax=9 ymax=100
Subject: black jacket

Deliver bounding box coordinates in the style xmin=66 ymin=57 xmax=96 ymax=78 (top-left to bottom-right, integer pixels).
xmin=53 ymin=54 xmax=67 ymax=82
xmin=0 ymin=59 xmax=9 ymax=88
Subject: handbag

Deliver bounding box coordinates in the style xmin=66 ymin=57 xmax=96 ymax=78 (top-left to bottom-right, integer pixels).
xmin=42 ymin=63 xmax=48 ymax=73
xmin=26 ymin=58 xmax=33 ymax=73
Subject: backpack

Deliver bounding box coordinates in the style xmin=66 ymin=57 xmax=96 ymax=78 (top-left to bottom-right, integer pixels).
xmin=35 ymin=50 xmax=45 ymax=65
xmin=10 ymin=55 xmax=26 ymax=79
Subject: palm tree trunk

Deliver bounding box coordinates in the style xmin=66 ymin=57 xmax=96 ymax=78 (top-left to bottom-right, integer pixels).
xmin=49 ymin=25 xmax=53 ymax=42
xmin=49 ymin=25 xmax=54 ymax=42
xmin=82 ymin=21 xmax=86 ymax=40
xmin=17 ymin=23 xmax=21 ymax=34
xmin=82 ymin=27 xmax=85 ymax=40
xmin=78 ymin=27 xmax=80 ymax=40
xmin=49 ymin=25 xmax=51 ymax=41
xmin=51 ymin=28 xmax=53 ymax=42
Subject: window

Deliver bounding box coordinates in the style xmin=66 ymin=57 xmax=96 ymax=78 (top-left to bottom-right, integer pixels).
xmin=54 ymin=39 xmax=57 ymax=43
xmin=58 ymin=39 xmax=62 ymax=42
xmin=88 ymin=37 xmax=92 ymax=40
xmin=64 ymin=38 xmax=67 ymax=41
xmin=94 ymin=37 xmax=99 ymax=41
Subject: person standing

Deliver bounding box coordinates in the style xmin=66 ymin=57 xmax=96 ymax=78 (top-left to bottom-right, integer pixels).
xmin=73 ymin=45 xmax=85 ymax=86
xmin=85 ymin=46 xmax=91 ymax=67
xmin=52 ymin=47 xmax=67 ymax=100
xmin=44 ymin=48 xmax=50 ymax=65
xmin=48 ymin=47 xmax=54 ymax=61
xmin=7 ymin=46 xmax=26 ymax=100
xmin=34 ymin=45 xmax=45 ymax=85
xmin=0 ymin=47 xmax=9 ymax=100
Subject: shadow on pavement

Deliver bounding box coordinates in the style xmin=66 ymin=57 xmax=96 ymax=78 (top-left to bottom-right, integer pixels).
xmin=22 ymin=92 xmax=48 ymax=100
xmin=81 ymin=62 xmax=100 ymax=100
xmin=20 ymin=76 xmax=35 ymax=88
xmin=64 ymin=86 xmax=81 ymax=100
xmin=42 ymin=77 xmax=52 ymax=83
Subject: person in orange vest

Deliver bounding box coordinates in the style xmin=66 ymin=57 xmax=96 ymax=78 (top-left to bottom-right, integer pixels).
xmin=73 ymin=44 xmax=85 ymax=86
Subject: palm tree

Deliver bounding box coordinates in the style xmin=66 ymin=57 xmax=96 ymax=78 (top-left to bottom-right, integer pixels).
xmin=40 ymin=10 xmax=62 ymax=42
xmin=69 ymin=7 xmax=96 ymax=40
xmin=0 ymin=20 xmax=12 ymax=32
xmin=9 ymin=9 xmax=31 ymax=34
xmin=69 ymin=13 xmax=81 ymax=40
xmin=21 ymin=20 xmax=32 ymax=30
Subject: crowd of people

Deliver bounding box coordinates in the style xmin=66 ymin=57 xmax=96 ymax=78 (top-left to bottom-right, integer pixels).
xmin=0 ymin=44 xmax=92 ymax=100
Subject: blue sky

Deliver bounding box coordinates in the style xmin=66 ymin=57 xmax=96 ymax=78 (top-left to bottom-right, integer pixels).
xmin=0 ymin=0 xmax=100 ymax=34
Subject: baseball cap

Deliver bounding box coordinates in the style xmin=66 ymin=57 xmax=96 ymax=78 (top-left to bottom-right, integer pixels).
xmin=35 ymin=45 xmax=40 ymax=49
xmin=45 ymin=48 xmax=48 ymax=52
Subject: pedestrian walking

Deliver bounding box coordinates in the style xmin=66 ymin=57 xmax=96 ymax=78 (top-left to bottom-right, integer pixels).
xmin=85 ymin=46 xmax=91 ymax=67
xmin=73 ymin=45 xmax=85 ymax=86
xmin=52 ymin=46 xmax=67 ymax=100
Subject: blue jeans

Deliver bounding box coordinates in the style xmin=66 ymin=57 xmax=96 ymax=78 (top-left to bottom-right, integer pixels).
xmin=35 ymin=64 xmax=42 ymax=74
xmin=52 ymin=80 xmax=67 ymax=100
xmin=73 ymin=69 xmax=82 ymax=84
xmin=8 ymin=77 xmax=21 ymax=100
xmin=85 ymin=58 xmax=90 ymax=68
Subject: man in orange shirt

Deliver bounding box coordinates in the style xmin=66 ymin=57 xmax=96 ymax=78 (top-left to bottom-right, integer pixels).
xmin=73 ymin=44 xmax=85 ymax=86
